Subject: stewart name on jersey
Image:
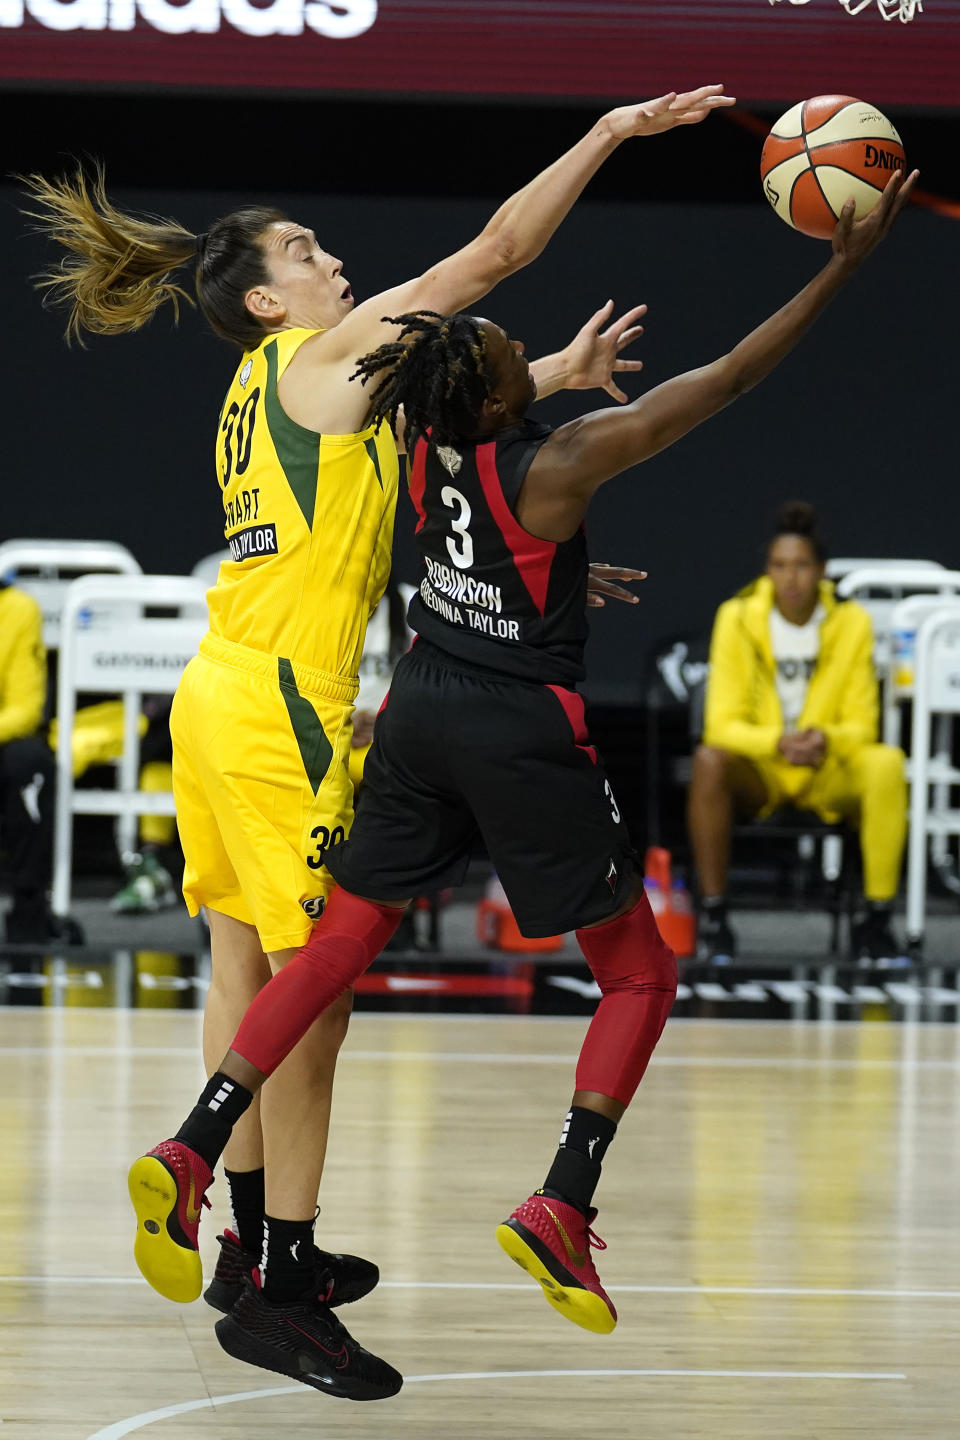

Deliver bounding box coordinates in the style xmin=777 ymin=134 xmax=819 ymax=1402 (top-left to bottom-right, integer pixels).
xmin=405 ymin=420 xmax=589 ymax=685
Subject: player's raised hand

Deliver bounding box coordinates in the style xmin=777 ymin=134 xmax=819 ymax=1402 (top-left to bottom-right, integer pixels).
xmin=606 ymin=86 xmax=736 ymax=139
xmin=832 ymin=167 xmax=919 ymax=267
xmin=562 ymin=299 xmax=647 ymax=402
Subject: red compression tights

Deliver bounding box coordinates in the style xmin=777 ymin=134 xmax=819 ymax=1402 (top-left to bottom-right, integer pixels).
xmin=574 ymin=891 xmax=678 ymax=1107
xmin=231 ymin=888 xmax=403 ymax=1077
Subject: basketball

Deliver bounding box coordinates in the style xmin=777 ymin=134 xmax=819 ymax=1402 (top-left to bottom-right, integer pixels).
xmin=760 ymin=95 xmax=906 ymax=239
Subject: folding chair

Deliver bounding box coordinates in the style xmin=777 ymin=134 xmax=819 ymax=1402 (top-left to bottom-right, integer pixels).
xmin=733 ymin=807 xmax=852 ymax=953
xmin=0 ymin=542 xmax=145 ymax=905
xmin=836 ymin=565 xmax=960 ymax=672
xmin=838 ymin=568 xmax=960 ymax=895
xmin=826 ymin=557 xmax=944 ymax=583
xmin=0 ymin=538 xmax=141 ymax=651
xmin=51 ymin=574 xmax=208 ymax=916
xmin=905 ymin=603 xmax=960 ymax=949
xmin=885 ymin=594 xmax=960 ymax=745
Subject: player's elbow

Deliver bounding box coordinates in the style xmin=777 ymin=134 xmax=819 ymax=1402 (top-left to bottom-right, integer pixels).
xmin=457 ymin=230 xmax=521 ymax=298
xmin=487 ymin=226 xmax=521 ymax=276
xmin=716 ymin=353 xmax=754 ymax=400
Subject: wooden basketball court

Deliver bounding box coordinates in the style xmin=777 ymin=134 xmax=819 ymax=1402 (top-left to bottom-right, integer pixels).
xmin=2 ymin=1009 xmax=957 ymax=1438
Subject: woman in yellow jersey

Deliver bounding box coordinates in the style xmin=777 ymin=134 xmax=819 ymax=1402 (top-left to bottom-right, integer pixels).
xmin=22 ymin=81 xmax=734 ymax=1400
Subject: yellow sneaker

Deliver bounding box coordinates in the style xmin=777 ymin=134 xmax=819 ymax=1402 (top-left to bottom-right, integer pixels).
xmin=496 ymin=1193 xmax=617 ymax=1334
xmin=128 ymin=1140 xmax=213 ymax=1303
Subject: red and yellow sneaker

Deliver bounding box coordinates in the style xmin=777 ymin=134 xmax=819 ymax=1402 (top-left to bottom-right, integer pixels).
xmin=495 ymin=1193 xmax=617 ymax=1334
xmin=128 ymin=1140 xmax=213 ymax=1303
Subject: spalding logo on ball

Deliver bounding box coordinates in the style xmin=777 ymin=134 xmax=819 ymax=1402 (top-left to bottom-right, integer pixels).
xmin=760 ymin=95 xmax=905 ymax=239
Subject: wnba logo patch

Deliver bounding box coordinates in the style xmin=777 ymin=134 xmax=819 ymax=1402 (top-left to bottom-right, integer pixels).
xmin=301 ymin=895 xmax=326 ymax=920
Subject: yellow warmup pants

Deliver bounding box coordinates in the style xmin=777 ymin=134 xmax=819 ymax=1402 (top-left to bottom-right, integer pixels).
xmin=752 ymin=743 xmax=907 ymax=901
xmin=139 ymin=760 xmax=176 ymax=848
xmin=50 ymin=699 xmax=147 ymax=777
xmin=50 ymin=703 xmax=176 ymax=847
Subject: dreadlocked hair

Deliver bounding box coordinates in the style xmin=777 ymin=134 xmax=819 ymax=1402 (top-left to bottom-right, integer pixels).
xmin=20 ymin=162 xmax=288 ymax=349
xmin=350 ymin=311 xmax=491 ymax=449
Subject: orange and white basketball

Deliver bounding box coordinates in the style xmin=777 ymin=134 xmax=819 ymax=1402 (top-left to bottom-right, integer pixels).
xmin=760 ymin=95 xmax=906 ymax=239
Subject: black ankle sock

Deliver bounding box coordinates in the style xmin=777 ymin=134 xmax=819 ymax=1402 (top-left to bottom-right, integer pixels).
xmin=173 ymin=1072 xmax=254 ymax=1171
xmin=542 ymin=1107 xmax=618 ymax=1213
xmin=224 ymin=1167 xmax=265 ymax=1256
xmin=261 ymin=1215 xmax=317 ymax=1301
xmin=700 ymin=895 xmax=727 ymax=917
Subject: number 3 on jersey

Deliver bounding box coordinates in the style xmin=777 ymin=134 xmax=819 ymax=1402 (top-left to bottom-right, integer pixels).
xmin=604 ymin=779 xmax=621 ymax=825
xmin=441 ymin=484 xmax=474 ymax=570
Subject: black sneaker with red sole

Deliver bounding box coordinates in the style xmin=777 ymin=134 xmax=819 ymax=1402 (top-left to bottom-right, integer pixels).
xmin=203 ymin=1229 xmax=380 ymax=1314
xmin=214 ymin=1275 xmax=402 ymax=1401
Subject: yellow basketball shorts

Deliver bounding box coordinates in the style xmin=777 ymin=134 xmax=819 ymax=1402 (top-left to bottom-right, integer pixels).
xmin=171 ymin=634 xmax=357 ymax=952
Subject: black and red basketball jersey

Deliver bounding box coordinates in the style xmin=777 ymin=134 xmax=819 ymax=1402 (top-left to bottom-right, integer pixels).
xmin=404 ymin=419 xmax=588 ymax=684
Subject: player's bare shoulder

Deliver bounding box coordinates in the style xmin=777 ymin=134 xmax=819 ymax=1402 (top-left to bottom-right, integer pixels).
xmin=277 ymin=326 xmax=374 ymax=435
xmin=523 ymin=414 xmax=598 ymax=490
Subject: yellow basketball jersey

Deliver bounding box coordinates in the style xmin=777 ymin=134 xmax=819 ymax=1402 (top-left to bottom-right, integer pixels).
xmin=206 ymin=327 xmax=399 ymax=680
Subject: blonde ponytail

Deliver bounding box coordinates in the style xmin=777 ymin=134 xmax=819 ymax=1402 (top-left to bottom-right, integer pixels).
xmin=20 ymin=164 xmax=197 ymax=344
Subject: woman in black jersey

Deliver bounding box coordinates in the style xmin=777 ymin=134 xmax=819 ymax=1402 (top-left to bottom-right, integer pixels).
xmin=140 ymin=167 xmax=916 ymax=1364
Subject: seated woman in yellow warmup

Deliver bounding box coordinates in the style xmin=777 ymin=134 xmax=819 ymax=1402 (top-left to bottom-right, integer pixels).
xmin=687 ymin=501 xmax=907 ymax=964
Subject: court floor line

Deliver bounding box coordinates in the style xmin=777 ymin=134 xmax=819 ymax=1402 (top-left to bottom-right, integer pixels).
xmin=4 ymin=1275 xmax=959 ymax=1299
xmin=84 ymin=1367 xmax=908 ymax=1440
xmin=3 ymin=999 xmax=957 ymax=1022
xmin=2 ymin=1044 xmax=959 ymax=1070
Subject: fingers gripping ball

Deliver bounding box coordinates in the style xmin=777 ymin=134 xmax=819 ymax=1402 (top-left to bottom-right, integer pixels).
xmin=760 ymin=95 xmax=905 ymax=239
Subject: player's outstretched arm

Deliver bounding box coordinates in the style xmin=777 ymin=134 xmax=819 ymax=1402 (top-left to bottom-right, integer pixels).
xmin=324 ymin=87 xmax=734 ymax=362
xmin=521 ymin=169 xmax=917 ymax=538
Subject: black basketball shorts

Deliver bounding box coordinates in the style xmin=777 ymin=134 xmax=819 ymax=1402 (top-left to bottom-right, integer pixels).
xmin=325 ymin=641 xmax=637 ymax=937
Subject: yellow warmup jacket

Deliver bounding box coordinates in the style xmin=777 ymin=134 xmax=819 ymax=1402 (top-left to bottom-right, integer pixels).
xmin=702 ymin=575 xmax=878 ymax=761
xmin=0 ymin=584 xmax=46 ymax=745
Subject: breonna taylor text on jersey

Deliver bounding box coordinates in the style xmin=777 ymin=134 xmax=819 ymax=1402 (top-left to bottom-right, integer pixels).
xmin=405 ymin=420 xmax=589 ymax=685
